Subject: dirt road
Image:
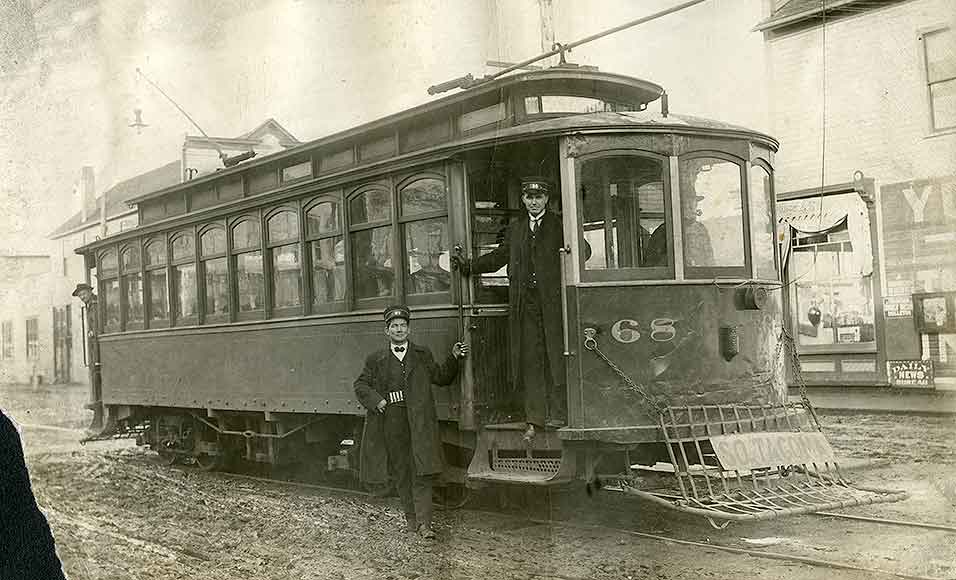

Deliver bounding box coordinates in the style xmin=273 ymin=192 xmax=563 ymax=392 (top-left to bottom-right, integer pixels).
xmin=3 ymin=383 xmax=955 ymax=580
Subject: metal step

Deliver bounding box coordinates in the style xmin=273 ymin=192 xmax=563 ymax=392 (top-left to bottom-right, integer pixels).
xmin=467 ymin=423 xmax=575 ymax=486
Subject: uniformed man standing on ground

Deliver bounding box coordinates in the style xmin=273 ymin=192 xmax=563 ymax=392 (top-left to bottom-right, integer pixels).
xmin=72 ymin=282 xmax=104 ymax=431
xmin=453 ymin=177 xmax=566 ymax=442
xmin=354 ymin=305 xmax=469 ymax=539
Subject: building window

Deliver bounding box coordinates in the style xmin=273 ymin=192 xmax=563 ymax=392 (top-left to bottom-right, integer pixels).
xmin=98 ymin=248 xmax=120 ymax=332
xmin=120 ymin=244 xmax=144 ymax=329
xmin=679 ymin=156 xmax=747 ymax=276
xmin=923 ymin=28 xmax=956 ymax=132
xmin=267 ymin=209 xmax=302 ymax=312
xmin=306 ymin=198 xmax=345 ymax=311
xmin=170 ymin=231 xmax=197 ymax=324
xmin=231 ymin=218 xmax=264 ymax=316
xmin=25 ymin=317 xmax=38 ymax=360
xmin=200 ymin=226 xmax=229 ymax=321
xmin=400 ymin=176 xmax=450 ymax=299
xmin=349 ymin=185 xmax=394 ymax=303
xmin=1 ymin=321 xmax=12 ymax=359
xmin=144 ymin=237 xmax=169 ymax=324
xmin=790 ymin=221 xmax=876 ymax=346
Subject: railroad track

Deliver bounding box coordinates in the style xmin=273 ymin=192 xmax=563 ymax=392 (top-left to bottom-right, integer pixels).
xmin=22 ymin=423 xmax=954 ymax=580
xmin=205 ymin=466 xmax=953 ymax=580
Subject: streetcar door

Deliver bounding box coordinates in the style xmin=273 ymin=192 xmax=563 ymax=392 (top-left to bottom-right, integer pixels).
xmin=460 ymin=141 xmax=565 ymax=426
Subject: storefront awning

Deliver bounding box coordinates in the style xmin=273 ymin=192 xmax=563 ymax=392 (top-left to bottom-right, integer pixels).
xmin=777 ymin=192 xmax=873 ymax=276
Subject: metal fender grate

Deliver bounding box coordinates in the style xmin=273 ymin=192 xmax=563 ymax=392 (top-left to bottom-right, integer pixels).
xmin=621 ymin=404 xmax=908 ymax=525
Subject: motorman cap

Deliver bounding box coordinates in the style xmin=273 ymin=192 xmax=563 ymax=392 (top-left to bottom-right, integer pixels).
xmin=384 ymin=304 xmax=411 ymax=324
xmin=521 ymin=176 xmax=551 ymax=195
xmin=71 ymin=283 xmax=93 ymax=297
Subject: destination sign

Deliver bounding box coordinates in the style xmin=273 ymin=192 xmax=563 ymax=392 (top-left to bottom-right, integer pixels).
xmin=710 ymin=432 xmax=836 ymax=471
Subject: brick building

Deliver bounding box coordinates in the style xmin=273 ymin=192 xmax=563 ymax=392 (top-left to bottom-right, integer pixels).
xmin=758 ymin=0 xmax=956 ymax=388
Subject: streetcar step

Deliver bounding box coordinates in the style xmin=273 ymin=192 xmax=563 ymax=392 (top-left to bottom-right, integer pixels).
xmin=466 ymin=422 xmax=575 ymax=486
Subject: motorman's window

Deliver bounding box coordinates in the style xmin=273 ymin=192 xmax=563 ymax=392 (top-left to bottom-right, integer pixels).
xmin=750 ymin=163 xmax=778 ymax=280
xmin=267 ymin=210 xmax=302 ymax=311
xmin=306 ymin=200 xmax=345 ymax=308
xmin=200 ymin=226 xmax=228 ymax=320
xmin=170 ymin=231 xmax=197 ymax=324
xmin=231 ymin=219 xmax=264 ymax=315
xmin=98 ymin=248 xmax=120 ymax=332
xmin=349 ymin=186 xmax=394 ymax=301
xmin=400 ymin=177 xmax=450 ymax=298
xmin=678 ymin=157 xmax=746 ymax=271
xmin=578 ymin=154 xmax=668 ymax=273
xmin=144 ymin=238 xmax=168 ymax=324
xmin=120 ymin=245 xmax=144 ymax=328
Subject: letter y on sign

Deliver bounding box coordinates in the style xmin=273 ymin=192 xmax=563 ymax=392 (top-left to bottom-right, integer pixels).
xmin=902 ymin=185 xmax=932 ymax=223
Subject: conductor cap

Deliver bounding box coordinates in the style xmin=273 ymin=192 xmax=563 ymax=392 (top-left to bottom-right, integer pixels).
xmin=71 ymin=283 xmax=93 ymax=297
xmin=383 ymin=304 xmax=411 ymax=324
xmin=520 ymin=176 xmax=551 ymax=195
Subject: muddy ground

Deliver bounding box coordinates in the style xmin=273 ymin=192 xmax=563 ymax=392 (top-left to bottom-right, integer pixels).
xmin=2 ymin=383 xmax=955 ymax=580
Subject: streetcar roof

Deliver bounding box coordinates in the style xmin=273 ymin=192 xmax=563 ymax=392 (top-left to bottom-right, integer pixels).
xmin=78 ymin=69 xmax=778 ymax=253
xmin=124 ymin=69 xmax=664 ymax=207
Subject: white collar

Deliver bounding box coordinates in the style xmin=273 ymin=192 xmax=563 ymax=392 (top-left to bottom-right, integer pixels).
xmin=391 ymin=342 xmax=409 ymax=350
xmin=528 ymin=210 xmax=546 ymax=222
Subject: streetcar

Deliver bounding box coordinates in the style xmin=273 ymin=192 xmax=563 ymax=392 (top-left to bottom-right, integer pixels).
xmin=75 ymin=65 xmax=905 ymax=524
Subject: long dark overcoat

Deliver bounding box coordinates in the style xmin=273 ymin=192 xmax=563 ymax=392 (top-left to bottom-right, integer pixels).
xmin=472 ymin=211 xmax=565 ymax=386
xmin=0 ymin=411 xmax=67 ymax=580
xmin=354 ymin=343 xmax=459 ymax=485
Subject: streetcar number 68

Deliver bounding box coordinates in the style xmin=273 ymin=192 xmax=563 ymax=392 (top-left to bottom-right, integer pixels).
xmin=610 ymin=318 xmax=677 ymax=343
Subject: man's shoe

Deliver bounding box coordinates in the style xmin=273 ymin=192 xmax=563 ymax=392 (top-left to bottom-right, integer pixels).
xmin=522 ymin=424 xmax=536 ymax=443
xmin=405 ymin=515 xmax=419 ymax=533
xmin=417 ymin=524 xmax=436 ymax=539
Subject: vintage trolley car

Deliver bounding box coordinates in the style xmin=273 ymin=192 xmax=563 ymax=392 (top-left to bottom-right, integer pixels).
xmin=76 ymin=66 xmax=905 ymax=523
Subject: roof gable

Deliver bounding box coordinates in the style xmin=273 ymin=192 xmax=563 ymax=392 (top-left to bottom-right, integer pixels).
xmin=240 ymin=118 xmax=300 ymax=146
xmin=48 ymin=160 xmax=181 ymax=239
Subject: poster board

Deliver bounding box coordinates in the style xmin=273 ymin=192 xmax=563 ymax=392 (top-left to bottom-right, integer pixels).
xmin=913 ymin=292 xmax=956 ymax=333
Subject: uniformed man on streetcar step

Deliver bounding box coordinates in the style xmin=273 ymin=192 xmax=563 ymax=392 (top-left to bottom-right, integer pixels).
xmin=354 ymin=305 xmax=469 ymax=539
xmin=452 ymin=177 xmax=566 ymax=442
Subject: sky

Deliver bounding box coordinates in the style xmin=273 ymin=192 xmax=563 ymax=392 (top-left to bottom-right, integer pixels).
xmin=0 ymin=0 xmax=770 ymax=255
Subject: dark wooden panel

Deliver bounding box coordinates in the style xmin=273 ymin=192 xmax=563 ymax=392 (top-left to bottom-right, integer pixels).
xmin=468 ymin=314 xmax=513 ymax=418
xmin=572 ymin=284 xmax=785 ymax=429
xmin=141 ymin=200 xmax=165 ymax=224
xmin=320 ymin=147 xmax=354 ymax=173
xmin=358 ymin=134 xmax=396 ymax=161
xmin=99 ymin=316 xmax=464 ymax=418
xmin=219 ymin=175 xmax=244 ymax=202
xmin=400 ymin=118 xmax=451 ymax=153
xmin=190 ymin=186 xmax=217 ymax=210
xmin=247 ymin=166 xmax=277 ymax=195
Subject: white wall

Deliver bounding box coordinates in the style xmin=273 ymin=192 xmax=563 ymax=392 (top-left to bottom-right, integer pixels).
xmin=766 ymin=0 xmax=956 ymax=192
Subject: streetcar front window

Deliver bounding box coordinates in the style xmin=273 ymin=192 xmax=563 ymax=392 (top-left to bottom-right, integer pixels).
xmin=750 ymin=163 xmax=778 ymax=280
xmin=577 ymin=154 xmax=670 ymax=278
xmin=678 ymin=157 xmax=746 ymax=274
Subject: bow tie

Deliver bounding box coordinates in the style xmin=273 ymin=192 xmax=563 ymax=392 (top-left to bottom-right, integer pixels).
xmin=392 ymin=346 xmax=406 ymax=352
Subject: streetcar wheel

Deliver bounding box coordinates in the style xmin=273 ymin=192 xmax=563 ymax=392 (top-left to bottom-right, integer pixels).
xmin=158 ymin=450 xmax=179 ymax=466
xmin=194 ymin=453 xmax=223 ymax=472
